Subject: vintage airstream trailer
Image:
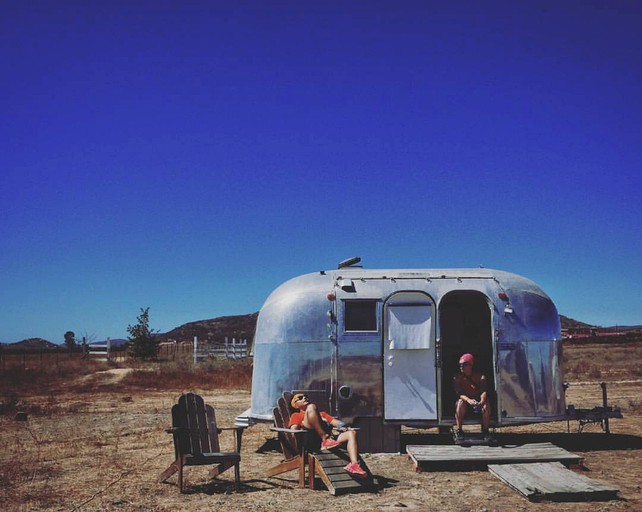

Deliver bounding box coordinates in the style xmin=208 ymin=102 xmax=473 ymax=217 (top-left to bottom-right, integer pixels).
xmin=248 ymin=259 xmax=565 ymax=452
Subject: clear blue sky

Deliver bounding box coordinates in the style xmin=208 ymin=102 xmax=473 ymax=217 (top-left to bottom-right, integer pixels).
xmin=1 ymin=1 xmax=641 ymax=343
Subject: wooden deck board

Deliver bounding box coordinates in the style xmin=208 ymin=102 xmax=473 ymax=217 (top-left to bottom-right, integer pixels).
xmin=311 ymin=451 xmax=377 ymax=495
xmin=488 ymin=462 xmax=619 ymax=502
xmin=407 ymin=442 xmax=582 ymax=471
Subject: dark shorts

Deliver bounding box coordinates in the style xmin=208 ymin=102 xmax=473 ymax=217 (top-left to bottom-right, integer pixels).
xmin=302 ymin=422 xmax=333 ymax=452
xmin=303 ymin=430 xmax=323 ymax=452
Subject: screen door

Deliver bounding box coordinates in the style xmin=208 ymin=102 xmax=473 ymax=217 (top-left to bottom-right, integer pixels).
xmin=383 ymin=292 xmax=437 ymax=420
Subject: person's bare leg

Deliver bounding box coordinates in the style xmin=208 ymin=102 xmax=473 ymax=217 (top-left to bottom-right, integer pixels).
xmin=481 ymin=403 xmax=491 ymax=433
xmin=336 ymin=430 xmax=359 ymax=463
xmin=455 ymin=399 xmax=467 ymax=431
xmin=302 ymin=404 xmax=329 ymax=439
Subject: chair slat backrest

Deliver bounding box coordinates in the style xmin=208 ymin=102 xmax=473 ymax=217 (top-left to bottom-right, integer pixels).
xmin=278 ymin=396 xmax=293 ymax=430
xmin=205 ymin=403 xmax=221 ymax=453
xmin=274 ymin=405 xmax=298 ymax=460
xmin=273 ymin=392 xmax=301 ymax=460
xmin=172 ymin=393 xmax=220 ymax=456
xmin=283 ymin=391 xmax=293 ymax=410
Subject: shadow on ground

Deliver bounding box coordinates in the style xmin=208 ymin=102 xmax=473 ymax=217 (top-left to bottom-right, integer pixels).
xmin=174 ymin=478 xmax=284 ymax=495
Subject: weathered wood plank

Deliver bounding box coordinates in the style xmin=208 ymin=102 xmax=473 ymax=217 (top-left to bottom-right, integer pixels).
xmin=311 ymin=450 xmax=375 ymax=495
xmin=322 ymin=468 xmax=359 ymax=480
xmin=317 ymin=459 xmax=351 ymax=469
xmin=331 ymin=480 xmax=365 ymax=490
xmin=488 ymin=462 xmax=619 ymax=502
xmin=315 ymin=451 xmax=350 ymax=461
xmin=406 ymin=442 xmax=582 ymax=470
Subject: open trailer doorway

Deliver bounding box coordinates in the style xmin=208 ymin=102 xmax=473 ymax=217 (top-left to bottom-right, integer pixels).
xmin=439 ymin=290 xmax=496 ymax=424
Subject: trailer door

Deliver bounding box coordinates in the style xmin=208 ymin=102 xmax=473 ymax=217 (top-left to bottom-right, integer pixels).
xmin=383 ymin=292 xmax=437 ymax=421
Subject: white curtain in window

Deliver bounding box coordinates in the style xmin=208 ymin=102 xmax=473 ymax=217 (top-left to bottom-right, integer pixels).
xmin=388 ymin=306 xmax=432 ymax=349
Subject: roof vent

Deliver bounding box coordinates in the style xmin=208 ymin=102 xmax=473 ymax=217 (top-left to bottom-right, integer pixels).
xmin=337 ymin=256 xmax=362 ymax=269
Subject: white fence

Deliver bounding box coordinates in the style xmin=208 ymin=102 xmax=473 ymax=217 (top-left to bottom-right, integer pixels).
xmin=87 ymin=338 xmax=111 ymax=362
xmin=193 ymin=337 xmax=249 ymax=363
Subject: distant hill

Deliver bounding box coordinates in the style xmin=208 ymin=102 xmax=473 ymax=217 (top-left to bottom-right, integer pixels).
xmin=3 ymin=313 xmax=637 ymax=350
xmin=6 ymin=338 xmax=58 ymax=350
xmin=163 ymin=313 xmax=630 ymax=342
xmin=0 ymin=314 xmax=259 ymax=349
xmin=559 ymin=315 xmax=641 ymax=331
xmin=159 ymin=312 xmax=259 ymax=343
xmin=559 ymin=315 xmax=593 ymax=330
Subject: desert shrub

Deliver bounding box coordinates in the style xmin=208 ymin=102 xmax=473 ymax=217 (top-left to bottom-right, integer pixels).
xmin=0 ymin=359 xmax=112 ymax=406
xmin=118 ymin=359 xmax=253 ymax=391
xmin=564 ymin=359 xmax=590 ymax=380
xmin=1 ymin=390 xmax=19 ymax=414
xmin=127 ymin=307 xmax=160 ymax=359
xmin=587 ymin=366 xmax=602 ymax=379
xmin=628 ymin=399 xmax=642 ymax=412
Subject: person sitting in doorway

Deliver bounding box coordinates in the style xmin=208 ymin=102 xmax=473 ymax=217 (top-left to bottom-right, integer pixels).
xmin=453 ymin=353 xmax=492 ymax=442
xmin=288 ymin=393 xmax=367 ymax=478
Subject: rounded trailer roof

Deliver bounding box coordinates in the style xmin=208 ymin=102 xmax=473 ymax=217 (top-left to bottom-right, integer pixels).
xmin=263 ymin=267 xmax=552 ymax=301
xmin=255 ymin=267 xmax=555 ymax=344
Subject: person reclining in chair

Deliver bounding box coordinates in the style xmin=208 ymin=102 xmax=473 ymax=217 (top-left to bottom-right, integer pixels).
xmin=453 ymin=353 xmax=492 ymax=442
xmin=288 ymin=393 xmax=367 ymax=478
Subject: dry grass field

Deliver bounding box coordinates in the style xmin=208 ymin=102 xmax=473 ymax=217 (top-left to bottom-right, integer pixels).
xmin=1 ymin=342 xmax=640 ymax=511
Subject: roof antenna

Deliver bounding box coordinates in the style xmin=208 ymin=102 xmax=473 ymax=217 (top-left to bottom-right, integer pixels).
xmin=338 ymin=256 xmax=361 ymax=269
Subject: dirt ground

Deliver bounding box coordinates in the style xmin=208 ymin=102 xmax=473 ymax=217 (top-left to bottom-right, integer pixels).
xmin=1 ymin=367 xmax=641 ymax=510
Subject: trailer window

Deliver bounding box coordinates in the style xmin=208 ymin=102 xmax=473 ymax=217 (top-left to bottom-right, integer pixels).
xmin=344 ymin=300 xmax=378 ymax=331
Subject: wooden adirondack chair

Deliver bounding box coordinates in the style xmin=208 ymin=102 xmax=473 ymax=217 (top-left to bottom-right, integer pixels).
xmin=267 ymin=391 xmax=376 ymax=495
xmin=266 ymin=391 xmax=307 ymax=486
xmin=159 ymin=393 xmax=244 ymax=493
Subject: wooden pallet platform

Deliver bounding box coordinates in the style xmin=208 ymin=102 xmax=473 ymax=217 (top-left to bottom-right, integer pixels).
xmin=310 ymin=450 xmax=377 ymax=496
xmin=489 ymin=462 xmax=619 ymax=502
xmin=407 ymin=442 xmax=582 ymax=472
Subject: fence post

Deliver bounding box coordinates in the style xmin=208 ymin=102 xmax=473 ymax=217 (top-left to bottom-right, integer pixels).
xmin=107 ymin=337 xmax=111 ymax=361
xmin=193 ymin=336 xmax=198 ymax=365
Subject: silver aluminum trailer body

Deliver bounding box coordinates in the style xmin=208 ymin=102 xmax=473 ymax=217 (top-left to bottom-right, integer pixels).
xmin=250 ymin=267 xmax=564 ymax=438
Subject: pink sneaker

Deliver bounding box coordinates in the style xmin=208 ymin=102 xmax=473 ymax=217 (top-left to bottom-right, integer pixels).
xmin=344 ymin=462 xmax=368 ymax=478
xmin=320 ymin=437 xmax=341 ymax=450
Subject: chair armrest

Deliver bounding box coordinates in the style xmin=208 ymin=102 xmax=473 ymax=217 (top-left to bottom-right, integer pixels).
xmin=216 ymin=426 xmax=247 ymax=435
xmin=166 ymin=426 xmax=245 ymax=433
xmin=271 ymin=427 xmax=305 ymax=434
xmin=218 ymin=425 xmax=248 ymax=452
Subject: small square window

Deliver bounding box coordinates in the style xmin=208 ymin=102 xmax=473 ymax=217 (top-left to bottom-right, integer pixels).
xmin=344 ymin=300 xmax=378 ymax=332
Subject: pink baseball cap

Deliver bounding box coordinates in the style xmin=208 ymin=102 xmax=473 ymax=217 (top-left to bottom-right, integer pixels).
xmin=459 ymin=353 xmax=474 ymax=365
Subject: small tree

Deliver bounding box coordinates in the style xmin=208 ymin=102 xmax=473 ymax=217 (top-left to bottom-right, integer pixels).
xmin=127 ymin=307 xmax=160 ymax=359
xmin=64 ymin=331 xmax=76 ymax=350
